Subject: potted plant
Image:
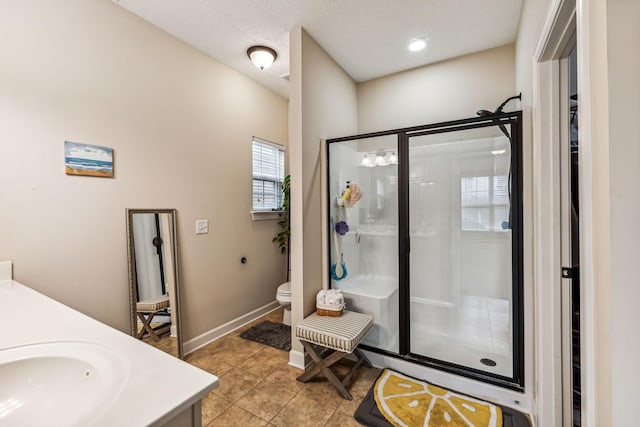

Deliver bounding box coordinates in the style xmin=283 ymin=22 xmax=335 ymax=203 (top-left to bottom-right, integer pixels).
xmin=273 ymin=174 xmax=290 ymax=281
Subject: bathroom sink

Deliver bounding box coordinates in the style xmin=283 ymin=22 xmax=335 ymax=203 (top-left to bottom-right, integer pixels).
xmin=0 ymin=341 xmax=130 ymax=426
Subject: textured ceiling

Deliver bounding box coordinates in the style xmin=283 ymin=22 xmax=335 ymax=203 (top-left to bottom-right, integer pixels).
xmin=113 ymin=0 xmax=523 ymax=98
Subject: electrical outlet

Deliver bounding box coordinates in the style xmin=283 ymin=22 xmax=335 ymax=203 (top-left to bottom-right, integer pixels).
xmin=195 ymin=219 xmax=209 ymax=234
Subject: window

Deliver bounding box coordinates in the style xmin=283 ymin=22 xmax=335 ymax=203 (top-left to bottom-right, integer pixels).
xmin=460 ymin=175 xmax=509 ymax=231
xmin=252 ymin=137 xmax=285 ymax=211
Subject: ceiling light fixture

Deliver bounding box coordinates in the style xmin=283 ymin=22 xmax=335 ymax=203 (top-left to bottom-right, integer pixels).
xmin=375 ymin=152 xmax=388 ymax=166
xmin=387 ymin=152 xmax=398 ymax=164
xmin=360 ymin=151 xmax=399 ymax=167
xmin=408 ymin=38 xmax=427 ymax=52
xmin=360 ymin=153 xmax=377 ymax=168
xmin=247 ymin=45 xmax=277 ymax=70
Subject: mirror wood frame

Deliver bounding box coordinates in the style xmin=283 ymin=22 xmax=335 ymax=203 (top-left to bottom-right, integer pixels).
xmin=126 ymin=208 xmax=183 ymax=359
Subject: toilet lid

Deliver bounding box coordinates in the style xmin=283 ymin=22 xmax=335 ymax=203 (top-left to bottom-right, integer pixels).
xmin=277 ymin=282 xmax=291 ymax=296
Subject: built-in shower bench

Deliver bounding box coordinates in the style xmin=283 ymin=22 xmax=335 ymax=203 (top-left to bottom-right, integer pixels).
xmin=295 ymin=310 xmax=373 ymax=400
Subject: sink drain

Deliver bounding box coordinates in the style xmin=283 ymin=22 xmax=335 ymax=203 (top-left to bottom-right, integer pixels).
xmin=480 ymin=358 xmax=497 ymax=367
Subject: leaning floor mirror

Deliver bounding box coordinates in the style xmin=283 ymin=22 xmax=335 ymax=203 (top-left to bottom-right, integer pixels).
xmin=126 ymin=208 xmax=183 ymax=359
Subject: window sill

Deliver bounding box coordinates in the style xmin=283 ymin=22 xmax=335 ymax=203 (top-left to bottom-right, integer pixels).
xmin=251 ymin=210 xmax=286 ymax=221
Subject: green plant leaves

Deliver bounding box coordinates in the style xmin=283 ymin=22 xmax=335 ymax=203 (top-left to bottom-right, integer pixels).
xmin=273 ymin=174 xmax=290 ymax=254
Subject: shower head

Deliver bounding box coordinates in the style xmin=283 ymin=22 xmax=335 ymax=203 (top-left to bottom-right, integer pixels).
xmin=495 ymin=122 xmax=510 ymax=140
xmin=476 ymin=108 xmax=510 ymax=140
xmin=476 ymin=93 xmax=522 ymax=117
xmin=476 ymin=108 xmax=510 ymax=139
xmin=476 ymin=93 xmax=522 ymax=141
xmin=494 ymin=93 xmax=522 ymax=114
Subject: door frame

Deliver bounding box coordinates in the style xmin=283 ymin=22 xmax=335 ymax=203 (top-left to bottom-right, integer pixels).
xmin=533 ymin=0 xmax=596 ymax=425
xmin=559 ymin=49 xmax=579 ymax=427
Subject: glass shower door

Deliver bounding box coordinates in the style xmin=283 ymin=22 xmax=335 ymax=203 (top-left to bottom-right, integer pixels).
xmin=407 ymin=125 xmax=515 ymax=378
xmin=327 ymin=134 xmax=399 ymax=353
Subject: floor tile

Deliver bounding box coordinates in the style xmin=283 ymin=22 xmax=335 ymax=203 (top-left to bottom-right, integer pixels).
xmin=262 ymin=366 xmax=306 ymax=392
xmin=260 ymin=343 xmax=291 ymax=359
xmin=213 ymin=368 xmax=263 ymax=403
xmin=347 ymin=366 xmax=382 ymax=397
xmin=235 ymin=378 xmax=296 ymax=420
xmin=196 ymin=338 xmax=230 ymax=354
xmin=208 ymin=404 xmax=268 ymax=426
xmin=298 ymin=380 xmax=346 ymax=410
xmin=335 ymin=388 xmax=368 ymax=417
xmin=239 ymin=345 xmax=292 ymax=376
xmin=201 ymin=391 xmax=232 ymax=425
xmin=227 ymin=334 xmax=272 ymax=353
xmin=270 ymin=395 xmax=335 ymax=427
xmin=232 ymin=309 xmax=284 ymax=336
xmin=186 ymin=353 xmax=234 ymax=377
xmin=325 ymin=410 xmax=363 ymax=427
xmin=206 ymin=335 xmax=265 ymax=365
xmin=238 ymin=353 xmax=281 ymax=379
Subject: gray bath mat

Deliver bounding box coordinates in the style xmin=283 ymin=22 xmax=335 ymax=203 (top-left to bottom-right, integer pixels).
xmin=240 ymin=320 xmax=291 ymax=351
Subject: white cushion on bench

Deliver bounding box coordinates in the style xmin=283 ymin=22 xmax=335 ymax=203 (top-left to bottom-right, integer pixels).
xmin=136 ymin=294 xmax=170 ymax=312
xmin=295 ymin=310 xmax=373 ymax=353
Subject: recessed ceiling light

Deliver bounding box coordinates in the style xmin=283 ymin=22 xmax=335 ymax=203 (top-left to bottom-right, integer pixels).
xmin=408 ymin=38 xmax=427 ymax=52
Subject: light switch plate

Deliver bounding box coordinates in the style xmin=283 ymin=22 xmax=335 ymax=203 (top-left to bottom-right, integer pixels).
xmin=195 ymin=219 xmax=209 ymax=234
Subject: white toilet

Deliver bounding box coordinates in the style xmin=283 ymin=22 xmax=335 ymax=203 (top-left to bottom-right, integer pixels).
xmin=276 ymin=282 xmax=291 ymax=326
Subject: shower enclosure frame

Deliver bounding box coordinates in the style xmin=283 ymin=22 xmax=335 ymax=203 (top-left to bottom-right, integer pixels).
xmin=326 ymin=111 xmax=524 ymax=391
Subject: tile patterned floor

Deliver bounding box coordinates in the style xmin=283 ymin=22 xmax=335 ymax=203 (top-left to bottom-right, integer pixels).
xmin=184 ymin=308 xmax=381 ymax=426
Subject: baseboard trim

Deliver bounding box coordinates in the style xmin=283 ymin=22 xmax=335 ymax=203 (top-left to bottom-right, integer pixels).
xmin=183 ymin=301 xmax=280 ymax=355
xmin=0 ymin=261 xmax=12 ymax=280
xmin=288 ymin=349 xmax=306 ymax=369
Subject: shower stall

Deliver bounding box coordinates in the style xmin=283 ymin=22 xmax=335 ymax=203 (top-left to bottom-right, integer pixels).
xmin=326 ymin=112 xmax=523 ymax=389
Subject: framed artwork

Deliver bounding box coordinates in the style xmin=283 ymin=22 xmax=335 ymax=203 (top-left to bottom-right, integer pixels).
xmin=64 ymin=141 xmax=114 ymax=178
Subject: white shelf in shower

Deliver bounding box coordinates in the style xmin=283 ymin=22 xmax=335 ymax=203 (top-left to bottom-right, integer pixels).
xmin=355 ymin=229 xmax=439 ymax=238
xmin=410 ymin=231 xmax=439 ymax=238
xmin=355 ymin=228 xmax=396 ymax=237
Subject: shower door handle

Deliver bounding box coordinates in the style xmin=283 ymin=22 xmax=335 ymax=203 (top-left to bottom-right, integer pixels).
xmin=561 ymin=267 xmax=574 ymax=279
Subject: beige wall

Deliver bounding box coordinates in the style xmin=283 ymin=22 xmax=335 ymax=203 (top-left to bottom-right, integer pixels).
xmin=0 ymin=0 xmax=288 ymax=341
xmin=288 ymin=27 xmax=358 ymax=357
xmin=358 ymin=44 xmax=516 ymax=132
xmin=605 ymin=1 xmax=640 ymax=424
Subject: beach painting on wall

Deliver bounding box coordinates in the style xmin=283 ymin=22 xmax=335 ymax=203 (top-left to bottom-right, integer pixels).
xmin=64 ymin=141 xmax=114 ymax=178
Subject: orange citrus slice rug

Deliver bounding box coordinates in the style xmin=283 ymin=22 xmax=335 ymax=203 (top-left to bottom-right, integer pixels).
xmin=373 ymin=369 xmax=502 ymax=427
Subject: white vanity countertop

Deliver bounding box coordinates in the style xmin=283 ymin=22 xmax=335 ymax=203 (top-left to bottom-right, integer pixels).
xmin=0 ymin=278 xmax=219 ymax=427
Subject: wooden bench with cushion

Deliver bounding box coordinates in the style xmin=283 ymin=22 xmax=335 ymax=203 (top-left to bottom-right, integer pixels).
xmin=136 ymin=294 xmax=170 ymax=341
xmin=295 ymin=310 xmax=374 ymax=400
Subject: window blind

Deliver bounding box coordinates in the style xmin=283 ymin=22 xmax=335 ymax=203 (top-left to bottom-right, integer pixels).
xmin=460 ymin=175 xmax=509 ymax=231
xmin=252 ymin=138 xmax=285 ymax=210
